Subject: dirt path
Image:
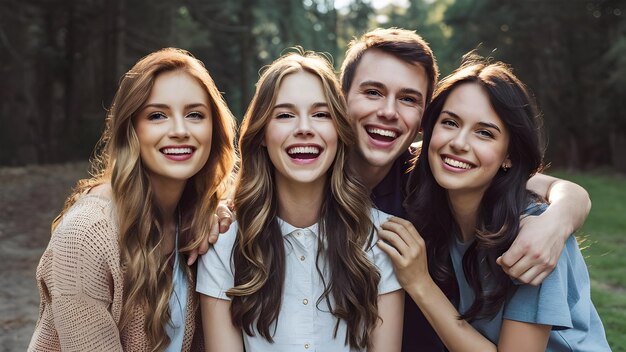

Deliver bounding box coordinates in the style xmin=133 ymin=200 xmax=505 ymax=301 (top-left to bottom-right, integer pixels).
xmin=0 ymin=162 xmax=88 ymax=351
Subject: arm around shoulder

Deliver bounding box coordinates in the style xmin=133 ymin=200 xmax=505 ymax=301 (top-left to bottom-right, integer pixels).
xmin=499 ymin=173 xmax=591 ymax=285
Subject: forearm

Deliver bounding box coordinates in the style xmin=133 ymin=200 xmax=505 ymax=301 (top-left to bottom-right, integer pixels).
xmin=527 ymin=173 xmax=590 ymax=236
xmin=52 ymin=296 xmax=123 ymax=351
xmin=405 ymin=279 xmax=496 ymax=352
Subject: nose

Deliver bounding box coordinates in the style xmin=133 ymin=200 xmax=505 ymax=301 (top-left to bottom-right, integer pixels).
xmin=169 ymin=116 xmax=190 ymax=139
xmin=376 ymin=98 xmax=398 ymax=121
xmin=294 ymin=115 xmax=314 ymax=137
xmin=449 ymin=130 xmax=470 ymax=152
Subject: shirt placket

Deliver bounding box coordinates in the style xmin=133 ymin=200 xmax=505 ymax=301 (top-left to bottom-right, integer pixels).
xmin=292 ymin=228 xmax=316 ymax=351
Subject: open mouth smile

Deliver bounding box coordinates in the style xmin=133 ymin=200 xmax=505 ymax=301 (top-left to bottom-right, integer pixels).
xmin=160 ymin=146 xmax=196 ymax=160
xmin=366 ymin=126 xmax=398 ymax=142
xmin=442 ymin=156 xmax=475 ymax=170
xmin=287 ymin=145 xmax=321 ymax=160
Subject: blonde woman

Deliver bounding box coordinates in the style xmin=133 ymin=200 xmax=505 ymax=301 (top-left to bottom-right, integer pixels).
xmin=29 ymin=48 xmax=237 ymax=351
xmin=197 ymin=50 xmax=404 ymax=351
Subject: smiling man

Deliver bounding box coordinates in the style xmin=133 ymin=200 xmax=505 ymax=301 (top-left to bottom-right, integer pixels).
xmin=339 ymin=28 xmax=592 ymax=352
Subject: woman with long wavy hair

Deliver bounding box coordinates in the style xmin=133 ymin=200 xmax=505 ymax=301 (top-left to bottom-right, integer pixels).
xmin=29 ymin=47 xmax=237 ymax=351
xmin=377 ymin=54 xmax=610 ymax=351
xmin=197 ymin=49 xmax=404 ymax=351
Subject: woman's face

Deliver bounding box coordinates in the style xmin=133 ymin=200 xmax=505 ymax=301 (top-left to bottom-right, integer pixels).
xmin=134 ymin=70 xmax=213 ymax=188
xmin=263 ymin=70 xmax=338 ymax=189
xmin=428 ymin=82 xmax=510 ymax=198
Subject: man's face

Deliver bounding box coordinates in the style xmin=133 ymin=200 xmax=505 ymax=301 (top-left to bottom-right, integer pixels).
xmin=346 ymin=49 xmax=428 ymax=169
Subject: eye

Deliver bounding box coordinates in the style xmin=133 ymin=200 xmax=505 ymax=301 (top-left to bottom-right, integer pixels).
xmin=312 ymin=111 xmax=331 ymax=119
xmin=147 ymin=112 xmax=167 ymax=121
xmin=441 ymin=119 xmax=458 ymax=128
xmin=477 ymin=129 xmax=495 ymax=139
xmin=276 ymin=112 xmax=294 ymax=119
xmin=365 ymin=89 xmax=382 ymax=97
xmin=400 ymin=96 xmax=416 ymax=104
xmin=186 ymin=111 xmax=204 ymax=120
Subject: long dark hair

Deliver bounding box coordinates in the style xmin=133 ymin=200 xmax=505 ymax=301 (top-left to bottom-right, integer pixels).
xmin=227 ymin=50 xmax=380 ymax=350
xmin=405 ymin=53 xmax=544 ymax=321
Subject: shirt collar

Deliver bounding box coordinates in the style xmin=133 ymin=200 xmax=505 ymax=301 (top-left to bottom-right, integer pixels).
xmin=276 ymin=217 xmax=319 ymax=238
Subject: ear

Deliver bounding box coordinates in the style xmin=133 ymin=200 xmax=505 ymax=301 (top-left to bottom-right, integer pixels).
xmin=501 ymin=156 xmax=512 ymax=170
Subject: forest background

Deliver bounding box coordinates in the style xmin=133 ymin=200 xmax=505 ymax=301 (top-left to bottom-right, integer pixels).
xmin=0 ymin=0 xmax=625 ymax=171
xmin=0 ymin=0 xmax=625 ymax=350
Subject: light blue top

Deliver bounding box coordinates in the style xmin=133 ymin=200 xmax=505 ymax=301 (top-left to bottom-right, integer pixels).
xmin=196 ymin=208 xmax=401 ymax=352
xmin=450 ymin=203 xmax=611 ymax=351
xmin=165 ymin=228 xmax=188 ymax=352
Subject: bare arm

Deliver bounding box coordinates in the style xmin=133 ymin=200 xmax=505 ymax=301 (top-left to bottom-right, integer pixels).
xmin=498 ymin=320 xmax=550 ymax=352
xmin=200 ymin=295 xmax=243 ymax=352
xmin=376 ymin=217 xmax=551 ymax=352
xmin=370 ymin=290 xmax=404 ymax=352
xmin=499 ymin=173 xmax=591 ymax=285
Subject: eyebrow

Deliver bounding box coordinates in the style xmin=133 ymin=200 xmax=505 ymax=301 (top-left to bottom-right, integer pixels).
xmin=273 ymin=102 xmax=329 ymax=109
xmin=441 ymin=110 xmax=502 ymax=133
xmin=142 ymin=103 xmax=210 ymax=110
xmin=359 ymin=80 xmax=424 ymax=100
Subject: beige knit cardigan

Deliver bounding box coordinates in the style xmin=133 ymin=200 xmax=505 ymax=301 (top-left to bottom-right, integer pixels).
xmin=28 ymin=195 xmax=204 ymax=351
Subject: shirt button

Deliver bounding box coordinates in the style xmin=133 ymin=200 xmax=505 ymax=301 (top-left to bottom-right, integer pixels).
xmin=296 ymin=231 xmax=302 ymax=236
xmin=304 ymin=343 xmax=310 ymax=349
xmin=303 ymin=298 xmax=309 ymax=305
xmin=300 ymin=255 xmax=305 ymax=261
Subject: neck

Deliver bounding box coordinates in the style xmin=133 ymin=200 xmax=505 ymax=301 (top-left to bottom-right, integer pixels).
xmin=275 ymin=176 xmax=325 ymax=228
xmin=447 ymin=190 xmax=483 ymax=242
xmin=149 ymin=175 xmax=186 ymax=254
xmin=348 ymin=152 xmax=394 ymax=191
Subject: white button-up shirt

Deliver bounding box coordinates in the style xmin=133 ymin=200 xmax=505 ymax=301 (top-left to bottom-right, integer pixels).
xmin=197 ymin=208 xmax=401 ymax=352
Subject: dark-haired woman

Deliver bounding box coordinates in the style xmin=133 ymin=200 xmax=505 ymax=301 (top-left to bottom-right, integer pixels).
xmin=377 ymin=56 xmax=610 ymax=351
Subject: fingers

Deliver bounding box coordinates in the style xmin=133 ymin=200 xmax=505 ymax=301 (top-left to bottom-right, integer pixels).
xmin=208 ymin=214 xmax=220 ymax=244
xmin=499 ymin=244 xmax=524 ymax=268
xmin=219 ymin=214 xmax=233 ymax=234
xmin=216 ymin=202 xmax=234 ymax=234
xmin=497 ymin=255 xmax=551 ymax=286
xmin=380 ymin=217 xmax=423 ymax=246
xmin=187 ymin=250 xmax=199 ymax=266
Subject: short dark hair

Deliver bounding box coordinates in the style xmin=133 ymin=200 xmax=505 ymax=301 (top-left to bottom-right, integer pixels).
xmin=340 ymin=27 xmax=439 ymax=104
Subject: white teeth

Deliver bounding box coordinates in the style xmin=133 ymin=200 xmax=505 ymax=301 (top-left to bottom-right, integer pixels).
xmin=162 ymin=147 xmax=192 ymax=155
xmin=367 ymin=127 xmax=397 ymax=138
xmin=444 ymin=157 xmax=473 ymax=169
xmin=287 ymin=146 xmax=320 ymax=155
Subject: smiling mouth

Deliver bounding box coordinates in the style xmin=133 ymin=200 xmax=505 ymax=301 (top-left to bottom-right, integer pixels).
xmin=366 ymin=127 xmax=398 ymax=142
xmin=443 ymin=157 xmax=475 ymax=170
xmin=160 ymin=147 xmax=194 ymax=155
xmin=287 ymin=146 xmax=321 ymax=159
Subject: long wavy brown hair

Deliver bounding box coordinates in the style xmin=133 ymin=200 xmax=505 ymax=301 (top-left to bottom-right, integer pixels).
xmin=227 ymin=49 xmax=380 ymax=350
xmin=52 ymin=48 xmax=237 ymax=351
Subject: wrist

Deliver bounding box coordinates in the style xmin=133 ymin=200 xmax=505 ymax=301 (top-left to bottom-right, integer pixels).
xmin=405 ymin=276 xmax=437 ymax=304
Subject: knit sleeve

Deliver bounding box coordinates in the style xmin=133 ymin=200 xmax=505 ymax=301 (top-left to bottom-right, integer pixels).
xmin=29 ymin=197 xmax=124 ymax=352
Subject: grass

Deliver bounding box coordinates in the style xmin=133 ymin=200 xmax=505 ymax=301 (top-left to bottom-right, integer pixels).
xmin=549 ymin=170 xmax=626 ymax=350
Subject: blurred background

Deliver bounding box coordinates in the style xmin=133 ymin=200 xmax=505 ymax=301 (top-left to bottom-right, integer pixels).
xmin=0 ymin=0 xmax=625 ymax=350
xmin=0 ymin=0 xmax=624 ymax=171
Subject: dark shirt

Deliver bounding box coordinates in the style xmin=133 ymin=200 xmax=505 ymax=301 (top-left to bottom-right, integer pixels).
xmin=371 ymin=149 xmax=447 ymax=352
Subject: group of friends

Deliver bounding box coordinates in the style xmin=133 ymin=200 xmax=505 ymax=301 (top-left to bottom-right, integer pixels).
xmin=28 ymin=28 xmax=611 ymax=351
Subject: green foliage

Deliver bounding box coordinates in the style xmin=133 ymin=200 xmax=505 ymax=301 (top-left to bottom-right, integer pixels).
xmin=2 ymin=0 xmax=624 ymax=172
xmin=441 ymin=0 xmax=624 ymax=171
xmin=550 ymin=171 xmax=626 ymax=349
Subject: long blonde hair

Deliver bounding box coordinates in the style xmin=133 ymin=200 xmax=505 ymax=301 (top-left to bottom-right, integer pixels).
xmin=228 ymin=49 xmax=380 ymax=350
xmin=53 ymin=48 xmax=237 ymax=351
